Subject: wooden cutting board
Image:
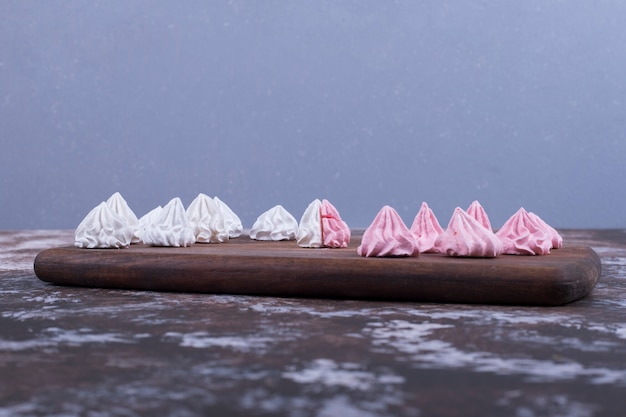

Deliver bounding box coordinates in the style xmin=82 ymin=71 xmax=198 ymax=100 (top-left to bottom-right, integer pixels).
xmin=34 ymin=232 xmax=601 ymax=306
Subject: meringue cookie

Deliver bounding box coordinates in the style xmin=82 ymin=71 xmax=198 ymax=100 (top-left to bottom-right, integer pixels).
xmin=434 ymin=207 xmax=503 ymax=257
xmin=528 ymin=212 xmax=563 ymax=249
xmin=137 ymin=205 xmax=163 ymax=241
xmin=296 ymin=199 xmax=323 ymax=248
xmin=74 ymin=202 xmax=133 ymax=249
xmin=250 ymin=205 xmax=298 ymax=241
xmin=320 ymin=199 xmax=350 ymax=248
xmin=106 ymin=192 xmax=141 ymax=244
xmin=466 ymin=200 xmax=493 ymax=231
xmin=143 ymin=197 xmax=195 ymax=247
xmin=410 ymin=202 xmax=443 ymax=253
xmin=214 ymin=196 xmax=243 ymax=238
xmin=357 ymin=206 xmax=419 ymax=257
xmin=186 ymin=193 xmax=229 ymax=243
xmin=496 ymin=208 xmax=552 ymax=255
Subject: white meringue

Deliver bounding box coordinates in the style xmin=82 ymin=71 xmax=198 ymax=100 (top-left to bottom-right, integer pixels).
xmin=106 ymin=192 xmax=141 ymax=243
xmin=250 ymin=205 xmax=298 ymax=241
xmin=296 ymin=199 xmax=323 ymax=248
xmin=137 ymin=206 xmax=163 ymax=242
xmin=186 ymin=193 xmax=229 ymax=243
xmin=74 ymin=202 xmax=133 ymax=249
xmin=143 ymin=197 xmax=195 ymax=247
xmin=213 ymin=196 xmax=243 ymax=238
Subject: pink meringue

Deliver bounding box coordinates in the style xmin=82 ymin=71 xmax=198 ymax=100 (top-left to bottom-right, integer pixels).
xmin=320 ymin=199 xmax=351 ymax=248
xmin=434 ymin=207 xmax=503 ymax=257
xmin=528 ymin=212 xmax=563 ymax=249
xmin=357 ymin=206 xmax=419 ymax=257
xmin=409 ymin=202 xmax=444 ymax=253
xmin=466 ymin=200 xmax=493 ymax=231
xmin=495 ymin=208 xmax=552 ymax=255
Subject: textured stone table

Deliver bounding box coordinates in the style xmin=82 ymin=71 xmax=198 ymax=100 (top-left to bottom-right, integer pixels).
xmin=1 ymin=229 xmax=625 ymax=416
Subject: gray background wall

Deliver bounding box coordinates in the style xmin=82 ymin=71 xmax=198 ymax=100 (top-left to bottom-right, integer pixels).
xmin=1 ymin=1 xmax=625 ymax=230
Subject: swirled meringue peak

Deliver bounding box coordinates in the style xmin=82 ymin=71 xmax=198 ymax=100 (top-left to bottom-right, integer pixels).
xmin=410 ymin=202 xmax=443 ymax=253
xmin=434 ymin=208 xmax=503 ymax=257
xmin=250 ymin=205 xmax=298 ymax=241
xmin=495 ymin=208 xmax=552 ymax=255
xmin=321 ymin=199 xmax=350 ymax=248
xmin=214 ymin=196 xmax=243 ymax=238
xmin=296 ymin=199 xmax=323 ymax=248
xmin=74 ymin=202 xmax=133 ymax=249
xmin=528 ymin=211 xmax=563 ymax=249
xmin=138 ymin=205 xmax=162 ymax=241
xmin=357 ymin=206 xmax=419 ymax=257
xmin=466 ymin=200 xmax=493 ymax=231
xmin=186 ymin=193 xmax=229 ymax=243
xmin=106 ymin=192 xmax=141 ymax=244
xmin=143 ymin=197 xmax=195 ymax=247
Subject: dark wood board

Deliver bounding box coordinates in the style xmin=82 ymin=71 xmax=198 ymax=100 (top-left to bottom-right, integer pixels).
xmin=34 ymin=232 xmax=601 ymax=306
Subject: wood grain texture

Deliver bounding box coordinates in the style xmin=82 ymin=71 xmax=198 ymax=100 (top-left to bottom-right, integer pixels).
xmin=33 ymin=232 xmax=601 ymax=306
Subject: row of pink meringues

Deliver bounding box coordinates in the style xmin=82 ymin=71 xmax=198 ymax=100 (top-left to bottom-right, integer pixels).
xmin=358 ymin=201 xmax=562 ymax=258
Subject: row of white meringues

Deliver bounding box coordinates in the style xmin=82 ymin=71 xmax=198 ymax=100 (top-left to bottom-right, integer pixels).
xmin=74 ymin=192 xmax=562 ymax=258
xmin=74 ymin=192 xmax=343 ymax=249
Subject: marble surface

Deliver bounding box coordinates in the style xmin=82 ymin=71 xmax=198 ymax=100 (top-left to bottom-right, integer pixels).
xmin=1 ymin=229 xmax=626 ymax=416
